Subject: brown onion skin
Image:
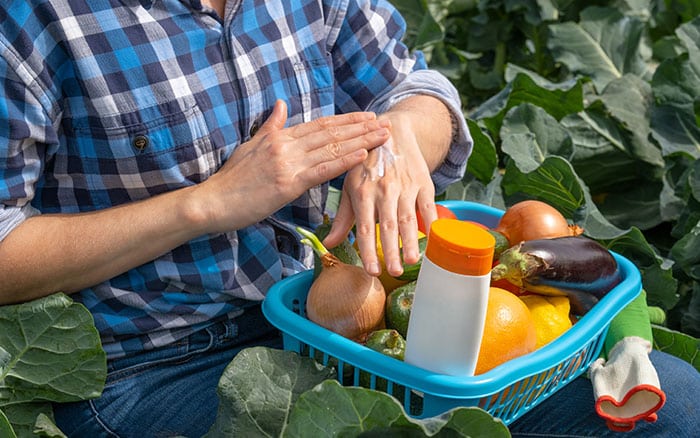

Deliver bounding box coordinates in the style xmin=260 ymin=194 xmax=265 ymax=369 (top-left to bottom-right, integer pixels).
xmin=493 ymin=200 xmax=583 ymax=246
xmin=306 ymin=253 xmax=386 ymax=343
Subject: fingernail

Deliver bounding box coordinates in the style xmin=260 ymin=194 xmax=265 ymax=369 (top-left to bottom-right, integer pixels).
xmin=368 ymin=262 xmax=381 ymax=276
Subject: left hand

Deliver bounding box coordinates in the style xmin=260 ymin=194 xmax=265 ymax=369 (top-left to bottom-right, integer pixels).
xmin=323 ymin=110 xmax=439 ymax=278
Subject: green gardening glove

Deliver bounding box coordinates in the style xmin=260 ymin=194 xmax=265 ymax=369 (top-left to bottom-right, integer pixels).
xmin=588 ymin=291 xmax=666 ymax=432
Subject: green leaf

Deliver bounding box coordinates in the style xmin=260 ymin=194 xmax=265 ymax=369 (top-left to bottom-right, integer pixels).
xmin=471 ymin=69 xmax=584 ymax=136
xmin=0 ymin=293 xmax=106 ymax=407
xmin=445 ymin=172 xmax=506 ymax=210
xmin=33 ymin=413 xmax=67 ymax=438
xmin=0 ymin=409 xmax=17 ymax=438
xmin=595 ymin=182 xmax=664 ymax=230
xmin=600 ymin=228 xmax=679 ymax=311
xmin=206 ymin=347 xmax=334 ymax=438
xmin=595 ymin=75 xmax=663 ymax=167
xmin=1 ymin=403 xmax=53 ymax=438
xmin=500 ymin=102 xmax=574 ymax=173
xmin=283 ymin=380 xmax=510 ymax=437
xmin=679 ymin=284 xmax=700 ymax=337
xmin=547 ymin=6 xmax=651 ymax=92
xmin=465 ymin=118 xmax=498 ymax=184
xmin=500 ymin=155 xmax=584 ymax=217
xmin=391 ymin=0 xmax=448 ymax=51
xmin=652 ymin=325 xmax=700 ymax=371
xmin=670 ymin=219 xmax=700 ymax=281
xmin=650 ymin=18 xmax=700 ymax=159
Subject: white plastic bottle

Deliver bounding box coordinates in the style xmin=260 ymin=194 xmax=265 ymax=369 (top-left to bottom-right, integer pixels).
xmin=404 ymin=218 xmax=495 ymax=376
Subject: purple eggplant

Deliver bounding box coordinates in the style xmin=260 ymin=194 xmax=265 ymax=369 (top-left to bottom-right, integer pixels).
xmin=491 ymin=236 xmax=622 ymax=315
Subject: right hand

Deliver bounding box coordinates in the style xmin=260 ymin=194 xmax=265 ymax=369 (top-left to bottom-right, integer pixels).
xmin=190 ymin=99 xmax=391 ymax=233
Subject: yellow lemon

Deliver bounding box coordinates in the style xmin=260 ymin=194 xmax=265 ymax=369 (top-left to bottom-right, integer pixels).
xmin=519 ymin=294 xmax=573 ymax=349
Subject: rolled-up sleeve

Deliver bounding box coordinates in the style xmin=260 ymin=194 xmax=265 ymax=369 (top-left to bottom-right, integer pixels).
xmin=0 ymin=204 xmax=39 ymax=242
xmin=368 ymin=69 xmax=472 ymax=194
xmin=328 ymin=0 xmax=471 ymax=194
xmin=1 ymin=43 xmax=56 ymax=242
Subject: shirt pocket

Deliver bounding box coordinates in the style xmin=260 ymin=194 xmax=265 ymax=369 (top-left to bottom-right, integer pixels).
xmin=62 ymin=99 xmax=220 ymax=207
xmin=284 ymin=54 xmax=335 ymax=125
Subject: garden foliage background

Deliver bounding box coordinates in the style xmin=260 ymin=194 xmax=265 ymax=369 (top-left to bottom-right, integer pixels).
xmin=392 ymin=0 xmax=699 ymax=360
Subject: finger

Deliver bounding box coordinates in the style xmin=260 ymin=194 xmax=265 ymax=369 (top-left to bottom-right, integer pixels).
xmin=353 ymin=196 xmax=381 ymax=276
xmin=299 ymin=118 xmax=391 ymax=154
xmin=298 ymin=148 xmax=370 ymax=188
xmin=255 ymin=100 xmax=288 ymax=136
xmin=290 ymin=111 xmax=378 ymax=138
xmin=397 ymin=194 xmax=421 ymax=265
xmin=296 ymin=126 xmax=390 ymax=187
xmin=322 ymin=193 xmax=355 ymax=250
xmin=304 ymin=127 xmax=390 ymax=169
xmin=416 ymin=193 xmax=437 ymax=236
xmin=377 ymin=194 xmax=402 ymax=277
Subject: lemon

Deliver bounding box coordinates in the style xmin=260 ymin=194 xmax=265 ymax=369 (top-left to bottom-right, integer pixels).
xmin=519 ymin=294 xmax=573 ymax=349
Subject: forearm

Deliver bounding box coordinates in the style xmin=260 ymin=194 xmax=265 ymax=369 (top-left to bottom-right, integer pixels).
xmin=0 ymin=103 xmax=390 ymax=305
xmin=0 ymin=186 xmax=208 ymax=305
xmin=380 ymin=94 xmax=453 ymax=171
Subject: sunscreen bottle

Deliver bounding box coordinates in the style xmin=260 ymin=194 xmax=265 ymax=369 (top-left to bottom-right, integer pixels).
xmin=404 ymin=218 xmax=495 ymax=376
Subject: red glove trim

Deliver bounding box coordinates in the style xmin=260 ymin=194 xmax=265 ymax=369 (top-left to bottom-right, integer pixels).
xmin=595 ymin=384 xmax=666 ymax=431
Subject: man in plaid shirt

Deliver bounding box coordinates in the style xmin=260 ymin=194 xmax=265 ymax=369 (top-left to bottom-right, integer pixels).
xmin=0 ymin=0 xmax=470 ymax=435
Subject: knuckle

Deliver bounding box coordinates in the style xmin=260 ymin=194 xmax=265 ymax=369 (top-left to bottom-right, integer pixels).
xmin=327 ymin=125 xmax=342 ymax=139
xmin=315 ymin=117 xmax=332 ymax=129
xmin=398 ymin=214 xmax=416 ymax=227
xmin=325 ymin=142 xmax=343 ymax=158
xmin=379 ymin=219 xmax=397 ymax=233
xmin=354 ymin=223 xmax=375 ymax=239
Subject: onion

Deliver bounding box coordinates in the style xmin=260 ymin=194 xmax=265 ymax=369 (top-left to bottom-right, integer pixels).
xmin=297 ymin=226 xmax=386 ymax=343
xmin=493 ymin=200 xmax=584 ymax=246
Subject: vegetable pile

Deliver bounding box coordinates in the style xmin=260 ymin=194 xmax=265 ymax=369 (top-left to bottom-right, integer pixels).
xmin=300 ymin=200 xmax=620 ymax=375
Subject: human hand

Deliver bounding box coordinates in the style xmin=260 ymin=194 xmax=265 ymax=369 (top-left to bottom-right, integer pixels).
xmin=323 ymin=111 xmax=438 ymax=277
xmin=192 ymin=100 xmax=391 ymax=233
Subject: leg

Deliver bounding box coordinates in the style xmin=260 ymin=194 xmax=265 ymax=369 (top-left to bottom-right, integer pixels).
xmin=509 ymin=350 xmax=700 ymax=437
xmin=53 ymin=306 xmax=282 ymax=438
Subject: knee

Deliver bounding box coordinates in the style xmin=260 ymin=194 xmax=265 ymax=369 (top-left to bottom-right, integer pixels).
xmin=649 ymin=350 xmax=700 ymax=431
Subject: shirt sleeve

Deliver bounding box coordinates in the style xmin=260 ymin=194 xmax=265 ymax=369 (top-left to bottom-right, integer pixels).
xmin=368 ymin=69 xmax=473 ymax=194
xmin=0 ymin=42 xmax=56 ymax=242
xmin=326 ymin=0 xmax=471 ymax=194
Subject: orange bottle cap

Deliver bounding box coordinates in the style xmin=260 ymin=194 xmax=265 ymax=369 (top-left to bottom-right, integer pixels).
xmin=425 ymin=219 xmax=495 ymax=276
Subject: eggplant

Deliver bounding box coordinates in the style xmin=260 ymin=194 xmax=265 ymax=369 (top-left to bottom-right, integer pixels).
xmin=491 ymin=236 xmax=622 ymax=315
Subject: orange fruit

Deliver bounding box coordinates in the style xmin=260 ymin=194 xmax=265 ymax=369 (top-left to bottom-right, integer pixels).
xmin=475 ymin=287 xmax=538 ymax=375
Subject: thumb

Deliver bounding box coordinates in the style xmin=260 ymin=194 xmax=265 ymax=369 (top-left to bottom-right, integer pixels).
xmin=256 ymin=99 xmax=288 ymax=136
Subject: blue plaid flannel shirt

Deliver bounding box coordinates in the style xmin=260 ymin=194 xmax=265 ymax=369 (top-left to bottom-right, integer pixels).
xmin=0 ymin=0 xmax=471 ymax=358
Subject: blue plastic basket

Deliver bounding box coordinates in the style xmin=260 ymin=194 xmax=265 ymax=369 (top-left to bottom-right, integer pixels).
xmin=262 ymin=201 xmax=642 ymax=424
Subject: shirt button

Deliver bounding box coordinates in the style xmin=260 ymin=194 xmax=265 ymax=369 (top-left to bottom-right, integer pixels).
xmin=132 ymin=135 xmax=149 ymax=151
xmin=249 ymin=121 xmax=260 ymax=137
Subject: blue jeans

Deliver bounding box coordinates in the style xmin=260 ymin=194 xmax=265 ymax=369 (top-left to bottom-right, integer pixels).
xmin=53 ymin=305 xmax=282 ymax=438
xmin=510 ymin=349 xmax=700 ymax=437
xmin=55 ymin=309 xmax=699 ymax=437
